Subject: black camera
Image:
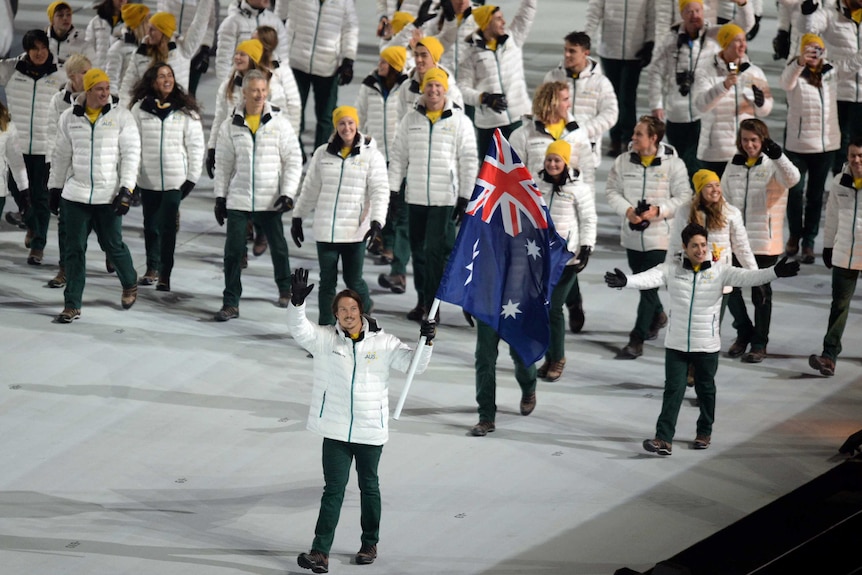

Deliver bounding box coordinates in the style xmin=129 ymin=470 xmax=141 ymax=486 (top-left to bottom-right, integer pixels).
xmin=676 ymin=71 xmax=694 ymax=96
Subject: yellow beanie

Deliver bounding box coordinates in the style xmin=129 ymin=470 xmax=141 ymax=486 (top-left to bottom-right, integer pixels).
xmin=237 ymin=39 xmax=264 ymax=64
xmin=149 ymin=12 xmax=177 ymax=39
xmin=417 ymin=36 xmax=444 ymax=63
xmin=332 ymin=105 xmax=359 ymax=128
xmin=717 ymin=23 xmax=745 ymax=50
xmin=692 ymin=169 xmax=720 ymax=194
xmin=381 ymin=46 xmax=407 ymax=72
xmin=83 ymin=68 xmax=110 ymax=92
xmin=800 ymin=33 xmax=825 ymax=54
xmin=678 ymin=0 xmax=703 ymax=13
xmin=472 ymin=5 xmax=499 ymax=31
xmin=121 ymin=4 xmax=151 ymax=30
xmin=545 ymin=140 xmax=571 ymax=165
xmin=420 ymin=67 xmax=449 ymax=92
xmin=391 ymin=11 xmax=415 ymax=35
xmin=47 ymin=1 xmax=71 ymax=21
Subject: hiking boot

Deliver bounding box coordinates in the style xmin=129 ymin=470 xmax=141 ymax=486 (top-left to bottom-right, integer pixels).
xmin=54 ymin=307 xmax=81 ymax=323
xmin=520 ymin=392 xmax=536 ymax=416
xmin=373 ymin=249 xmax=393 ymax=264
xmin=617 ymin=335 xmax=643 ymax=359
xmin=5 ymin=210 xmax=27 ymax=229
xmin=214 ymin=306 xmax=239 ymax=322
xmin=727 ymin=336 xmax=749 ymax=358
xmin=545 ymin=358 xmax=566 ymax=382
xmin=646 ymin=311 xmax=668 ymax=340
xmin=355 ymin=543 xmax=377 ymax=565
xmin=252 ymin=233 xmax=268 ymax=256
xmin=785 ymin=235 xmax=800 ymax=256
xmin=297 ymin=550 xmax=329 ymax=573
xmin=156 ymin=277 xmax=171 ymax=292
xmin=406 ymin=303 xmax=425 ymax=322
xmin=693 ymin=435 xmax=711 ymax=450
xmin=378 ymin=273 xmax=406 ymax=294
xmin=643 ymin=437 xmax=672 ymax=456
xmin=568 ymin=302 xmax=585 ymax=333
xmin=800 ymin=245 xmax=815 ymax=264
xmin=470 ymin=421 xmax=496 ymax=436
xmin=138 ymin=269 xmax=158 ymax=286
xmin=537 ymin=359 xmax=550 ymax=379
xmin=741 ymin=348 xmax=767 ymax=363
xmin=27 ymin=249 xmax=43 ymax=265
xmin=47 ymin=266 xmax=66 ymax=288
xmin=121 ymin=285 xmax=138 ymax=309
xmin=809 ymin=354 xmax=835 ymax=376
xmin=277 ymin=292 xmax=291 ymax=308
xmin=106 ymin=257 xmax=115 ymax=274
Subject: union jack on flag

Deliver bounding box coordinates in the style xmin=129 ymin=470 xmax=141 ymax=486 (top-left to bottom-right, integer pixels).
xmin=436 ymin=129 xmax=572 ymax=365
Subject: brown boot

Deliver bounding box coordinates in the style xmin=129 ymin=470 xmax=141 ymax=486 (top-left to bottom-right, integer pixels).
xmin=156 ymin=276 xmax=171 ymax=292
xmin=617 ymin=334 xmax=643 ymax=359
xmin=138 ymin=268 xmax=158 ymax=286
xmin=519 ymin=392 xmax=536 ymax=416
xmin=545 ymin=357 xmax=566 ymax=382
xmin=252 ymin=233 xmax=268 ymax=256
xmin=27 ymin=249 xmax=43 ymax=265
xmin=121 ymin=285 xmax=138 ymax=309
xmin=47 ymin=266 xmax=66 ymax=288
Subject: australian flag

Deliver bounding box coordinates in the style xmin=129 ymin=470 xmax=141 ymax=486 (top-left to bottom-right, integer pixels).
xmin=436 ymin=129 xmax=573 ymax=365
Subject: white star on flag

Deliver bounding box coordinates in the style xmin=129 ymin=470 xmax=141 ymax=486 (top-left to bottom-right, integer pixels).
xmin=525 ymin=238 xmax=542 ymax=260
xmin=500 ymin=299 xmax=522 ymax=319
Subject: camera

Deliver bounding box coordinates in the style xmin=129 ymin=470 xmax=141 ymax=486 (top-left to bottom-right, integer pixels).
xmin=810 ymin=46 xmax=823 ymax=59
xmin=727 ymin=61 xmax=738 ymax=73
xmin=676 ymin=71 xmax=694 ymax=96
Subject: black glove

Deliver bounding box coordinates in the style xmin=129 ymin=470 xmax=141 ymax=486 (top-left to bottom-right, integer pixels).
xmin=440 ymin=0 xmax=456 ymax=21
xmin=823 ymin=247 xmax=833 ymax=269
xmin=274 ymin=195 xmax=294 ymax=213
xmin=206 ymin=148 xmax=216 ymax=179
xmin=363 ymin=220 xmax=384 ymax=253
xmin=762 ymin=138 xmax=782 ymax=160
xmin=191 ymin=45 xmax=211 ymax=74
xmin=801 ymin=0 xmax=818 ymax=15
xmin=337 ymin=58 xmax=354 ymax=86
xmin=635 ymin=41 xmax=654 ymax=68
xmin=49 ymin=188 xmax=62 ymax=215
xmin=629 ymin=199 xmax=651 ymax=230
xmin=481 ymin=92 xmax=508 ymax=113
xmin=290 ymin=267 xmax=315 ymax=306
xmin=773 ymin=29 xmax=790 ymax=60
xmin=17 ymin=188 xmax=31 ymax=218
xmin=634 ymin=199 xmax=651 ymax=216
xmin=774 ymin=255 xmax=800 ymax=278
xmin=452 ymin=196 xmax=469 ymax=224
xmin=414 ymin=0 xmax=437 ymax=26
xmin=751 ymin=84 xmax=765 ymax=107
xmin=746 ymin=15 xmax=761 ymax=41
xmin=604 ymin=268 xmax=627 ymax=289
xmin=112 ymin=186 xmax=133 ymax=215
xmin=387 ymin=190 xmax=400 ymax=221
xmin=420 ymin=319 xmax=436 ymax=344
xmin=572 ymin=245 xmax=591 ymax=274
xmin=629 ymin=219 xmax=651 ymax=231
xmin=214 ymin=197 xmax=227 ymax=226
xmin=290 ymin=217 xmax=304 ymax=248
xmin=180 ymin=179 xmax=195 ymax=199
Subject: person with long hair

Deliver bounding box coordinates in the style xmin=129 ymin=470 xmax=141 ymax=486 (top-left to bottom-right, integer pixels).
xmin=129 ymin=63 xmax=204 ymax=292
xmin=85 ymin=0 xmax=128 ymax=68
xmin=105 ymin=3 xmax=149 ymax=93
xmin=0 ymin=101 xmax=30 ymax=225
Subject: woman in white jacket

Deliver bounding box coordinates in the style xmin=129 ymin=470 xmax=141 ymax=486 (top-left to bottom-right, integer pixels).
xmin=130 ymin=63 xmax=204 ymax=292
xmin=104 ymin=3 xmax=149 ymax=95
xmin=292 ymin=106 xmax=389 ymax=326
xmin=0 ymin=102 xmax=30 ymax=225
xmin=85 ymin=0 xmax=127 ymax=69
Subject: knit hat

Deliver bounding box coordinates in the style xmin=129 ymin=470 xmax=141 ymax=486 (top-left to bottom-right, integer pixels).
xmin=416 ymin=36 xmax=444 ymax=63
xmin=332 ymin=105 xmax=359 ymax=128
xmin=800 ymin=33 xmax=825 ymax=54
xmin=149 ymin=12 xmax=177 ymax=39
xmin=692 ymin=169 xmax=720 ymax=194
xmin=678 ymin=0 xmax=703 ymax=13
xmin=390 ymin=11 xmax=415 ymax=34
xmin=380 ymin=46 xmax=407 ymax=72
xmin=236 ymin=39 xmax=264 ymax=64
xmin=121 ymin=4 xmax=150 ymax=30
xmin=472 ymin=5 xmax=499 ymax=31
xmin=420 ymin=67 xmax=449 ymax=92
xmin=83 ymin=68 xmax=110 ymax=92
xmin=717 ymin=23 xmax=745 ymax=49
xmin=545 ymin=140 xmax=571 ymax=165
xmin=46 ymin=1 xmax=71 ymax=21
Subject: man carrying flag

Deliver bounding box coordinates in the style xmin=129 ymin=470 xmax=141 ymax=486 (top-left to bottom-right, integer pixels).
xmin=436 ymin=129 xmax=572 ymax=436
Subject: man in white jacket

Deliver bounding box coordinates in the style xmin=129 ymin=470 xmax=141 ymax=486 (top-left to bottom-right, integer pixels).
xmin=605 ymin=222 xmax=799 ymax=455
xmin=45 ymin=1 xmax=93 ymax=65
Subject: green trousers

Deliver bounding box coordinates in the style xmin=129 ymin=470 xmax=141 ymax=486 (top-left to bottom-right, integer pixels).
xmin=547 ymin=265 xmax=578 ymax=362
xmin=822 ymin=266 xmax=860 ymax=361
xmin=656 ymin=348 xmax=719 ymax=443
xmin=408 ymin=204 xmax=455 ymax=310
xmin=19 ymin=154 xmax=50 ymax=252
xmin=223 ymin=210 xmax=291 ymax=307
xmin=315 ymin=241 xmax=372 ymax=326
xmin=475 ymin=320 xmax=537 ymax=423
xmin=141 ymin=189 xmax=182 ymax=278
xmin=312 ymin=438 xmax=383 ymax=555
xmin=383 ymin=183 xmax=410 ymax=276
xmin=725 ymin=254 xmax=779 ymax=351
xmin=602 ymin=58 xmax=642 ymax=145
xmin=293 ymin=68 xmax=339 ymax=150
xmin=666 ymin=120 xmax=701 ymax=178
xmin=626 ymin=249 xmax=667 ymax=341
xmin=60 ymin=198 xmax=136 ymax=309
xmin=785 ymin=150 xmax=834 ymax=248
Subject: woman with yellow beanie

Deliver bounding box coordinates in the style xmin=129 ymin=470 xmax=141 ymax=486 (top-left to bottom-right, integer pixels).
xmin=85 ymin=0 xmax=128 ymax=69
xmin=105 ymin=3 xmax=149 ymax=93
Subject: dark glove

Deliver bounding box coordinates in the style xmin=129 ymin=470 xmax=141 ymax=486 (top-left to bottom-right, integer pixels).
xmin=746 ymin=15 xmax=761 ymax=41
xmin=572 ymin=245 xmax=591 ymax=274
xmin=441 ymin=0 xmax=456 ymax=21
xmin=629 ymin=199 xmax=651 ymax=230
xmin=634 ymin=199 xmax=651 ymax=216
xmin=414 ymin=0 xmax=437 ymax=27
xmin=629 ymin=219 xmax=650 ymax=231
xmin=773 ymin=29 xmax=791 ymax=60
xmin=774 ymin=255 xmax=800 ymax=278
xmin=363 ymin=220 xmax=384 ymax=253
xmin=823 ymin=247 xmax=833 ymax=269
xmin=274 ymin=195 xmax=294 ymax=213
xmin=337 ymin=58 xmax=354 ymax=86
xmin=801 ymin=0 xmax=818 ymax=15
xmin=452 ymin=196 xmax=469 ymax=224
xmin=206 ymin=148 xmax=216 ymax=179
xmin=49 ymin=188 xmax=62 ymax=215
xmin=191 ymin=45 xmax=211 ymax=74
xmin=112 ymin=186 xmax=133 ymax=215
xmin=481 ymin=92 xmax=508 ymax=113
xmin=387 ymin=190 xmax=400 ymax=221
xmin=214 ymin=197 xmax=227 ymax=226
xmin=420 ymin=318 xmax=436 ymax=344
xmin=751 ymin=84 xmax=765 ymax=107
xmin=290 ymin=267 xmax=315 ymax=306
xmin=290 ymin=217 xmax=304 ymax=248
xmin=180 ymin=179 xmax=195 ymax=199
xmin=17 ymin=188 xmax=31 ymax=218
xmin=762 ymin=138 xmax=782 ymax=160
xmin=635 ymin=41 xmax=654 ymax=68
xmin=604 ymin=268 xmax=627 ymax=289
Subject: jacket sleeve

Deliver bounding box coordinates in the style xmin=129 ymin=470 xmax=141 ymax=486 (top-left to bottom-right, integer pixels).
xmin=389 ymin=336 xmax=433 ymax=375
xmin=583 ymin=75 xmax=619 ymax=141
xmin=574 ymin=180 xmax=597 ymax=247
xmin=779 ymin=58 xmax=803 ymax=92
xmin=509 ymin=0 xmax=537 ymax=47
xmin=215 ymin=18 xmax=239 ymax=81
xmin=647 ymin=39 xmax=671 ymax=112
xmin=5 ymin=123 xmax=30 ymax=191
xmin=118 ymin=110 xmax=141 ymax=191
xmin=366 ymin=145 xmax=390 ymax=227
xmin=105 ymin=41 xmax=124 ymax=93
xmin=0 ymin=58 xmax=17 ymax=85
xmin=278 ymin=68 xmax=303 ymax=134
xmin=278 ymin=120 xmax=303 ymax=199
xmin=573 ymin=130 xmax=595 ymax=187
xmin=286 ymin=302 xmax=328 ymax=356
xmin=295 ymin=147 xmax=323 ymax=218
xmin=803 ymin=2 xmax=829 ymax=34
xmin=731 ymin=0 xmax=755 ymax=32
xmin=355 ymin=85 xmax=369 ymax=133
xmin=625 ymin=263 xmax=668 ymax=290
xmin=728 ymin=207 xmax=758 ymax=269
xmin=179 ymin=0 xmax=214 ymax=59
xmin=213 ymin=121 xmax=235 ymax=198
xmin=184 ymin=112 xmax=205 ymax=183
xmin=208 ymin=83 xmax=230 ymax=149
xmin=48 ymin=112 xmax=72 ymax=190
xmin=457 ymin=115 xmax=479 ymax=199
xmin=118 ymin=58 xmax=141 ymax=108
xmin=721 ymin=265 xmax=777 ymax=288
xmin=456 ymin=51 xmax=481 ymax=107
xmin=822 ymin=174 xmax=840 ymax=249
xmin=387 ymin=117 xmax=408 ymax=190
xmin=340 ymin=0 xmax=360 ymax=62
xmin=771 ymin=153 xmax=800 ymax=190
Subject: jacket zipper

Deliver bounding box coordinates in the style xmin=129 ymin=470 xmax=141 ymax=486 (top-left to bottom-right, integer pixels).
xmin=330 ymin=154 xmax=346 ymax=242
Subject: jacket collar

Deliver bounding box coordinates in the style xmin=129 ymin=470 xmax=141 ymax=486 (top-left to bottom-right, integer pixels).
xmin=469 ymin=30 xmax=510 ymax=50
xmin=730 ymin=153 xmax=763 ymax=166
xmin=325 ymin=132 xmax=365 ymax=157
xmin=838 ymin=171 xmax=857 ymax=190
xmin=530 ymin=114 xmax=580 ymax=135
xmin=416 ymin=97 xmax=457 ymax=117
xmin=627 ymin=152 xmax=663 ymax=166
xmin=239 ymin=0 xmax=265 ymax=17
xmin=15 ymin=54 xmax=58 ymax=79
xmin=140 ymin=95 xmax=175 ymax=119
xmin=682 ymin=258 xmax=712 ymax=271
xmin=564 ymin=57 xmax=599 ymax=79
xmin=231 ymin=102 xmax=277 ymax=128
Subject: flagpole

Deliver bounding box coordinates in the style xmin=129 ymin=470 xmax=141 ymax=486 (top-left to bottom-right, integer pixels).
xmin=392 ymin=298 xmax=441 ymax=420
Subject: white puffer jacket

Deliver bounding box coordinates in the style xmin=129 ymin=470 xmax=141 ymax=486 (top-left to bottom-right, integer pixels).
xmin=0 ymin=56 xmax=65 ymax=155
xmin=508 ymin=115 xmax=596 ymax=187
xmin=105 ymin=32 xmax=139 ymax=95
xmin=46 ymin=83 xmax=79 ymax=164
xmin=823 ymin=169 xmax=862 ymax=270
xmin=396 ymin=64 xmax=464 ymax=117
xmin=388 ymin=99 xmax=479 ymax=206
xmin=693 ymin=54 xmax=773 ymax=162
xmin=458 ymin=0 xmax=535 ymax=129
xmin=215 ymin=1 xmax=289 ymax=81
xmin=287 ymin=0 xmax=359 ymax=77
xmin=85 ymin=13 xmax=124 ymax=69
xmin=158 ymin=0 xmax=218 ymax=48
xmin=0 ymin=121 xmax=29 ymax=198
xmin=805 ymin=0 xmax=862 ymax=103
xmin=356 ymin=71 xmax=410 ymax=162
xmin=626 ymin=257 xmax=777 ymax=352
xmin=780 ymin=59 xmax=841 ymax=154
xmin=287 ymin=302 xmax=432 ymax=446
xmin=46 ymin=26 xmax=93 ymax=65
xmin=721 ymin=152 xmax=800 ymax=255
xmin=131 ymin=97 xmax=204 ymax=191
xmin=49 ymin=95 xmax=141 ymax=205
xmin=585 ymin=0 xmax=656 ymax=60
xmin=213 ymin=103 xmax=303 ymax=211
xmin=296 ymin=133 xmax=389 ymax=243
xmin=544 ymin=58 xmax=619 ymax=147
xmin=537 ymin=169 xmax=597 ymax=265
